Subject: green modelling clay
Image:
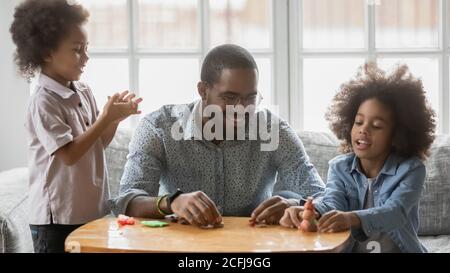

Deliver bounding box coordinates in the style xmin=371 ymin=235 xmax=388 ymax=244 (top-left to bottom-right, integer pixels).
xmin=141 ymin=220 xmax=169 ymax=227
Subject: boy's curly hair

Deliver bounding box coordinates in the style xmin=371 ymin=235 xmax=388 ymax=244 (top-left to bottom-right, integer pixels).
xmin=10 ymin=0 xmax=89 ymax=80
xmin=325 ymin=62 xmax=436 ymax=160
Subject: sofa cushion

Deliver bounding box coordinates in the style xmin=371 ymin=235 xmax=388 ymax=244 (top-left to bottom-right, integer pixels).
xmin=298 ymin=131 xmax=340 ymax=184
xmin=419 ymin=235 xmax=450 ymax=253
xmin=298 ymin=131 xmax=450 ymax=236
xmin=420 ymin=135 xmax=450 ymax=235
xmin=0 ymin=168 xmax=33 ymax=253
xmin=105 ymin=127 xmax=133 ymax=198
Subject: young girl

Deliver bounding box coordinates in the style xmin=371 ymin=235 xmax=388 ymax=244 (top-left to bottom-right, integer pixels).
xmin=10 ymin=0 xmax=142 ymax=252
xmin=280 ymin=63 xmax=436 ymax=253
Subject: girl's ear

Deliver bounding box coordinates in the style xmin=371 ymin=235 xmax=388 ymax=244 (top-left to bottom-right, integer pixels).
xmin=391 ymin=130 xmax=400 ymax=153
xmin=43 ymin=50 xmax=53 ymax=64
xmin=197 ymin=81 xmax=208 ymax=101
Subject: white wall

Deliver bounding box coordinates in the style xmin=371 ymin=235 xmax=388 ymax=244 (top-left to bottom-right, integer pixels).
xmin=0 ymin=0 xmax=29 ymax=171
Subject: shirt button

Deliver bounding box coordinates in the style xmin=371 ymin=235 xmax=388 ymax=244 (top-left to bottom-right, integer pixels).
xmin=85 ymin=122 xmax=89 ymax=126
xmin=78 ymin=102 xmax=82 ymax=107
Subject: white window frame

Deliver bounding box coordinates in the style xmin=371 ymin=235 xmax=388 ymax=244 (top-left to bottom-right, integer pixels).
xmin=86 ymin=0 xmax=449 ymax=133
xmin=87 ymin=0 xmax=290 ymax=127
xmin=289 ymin=0 xmax=450 ymax=134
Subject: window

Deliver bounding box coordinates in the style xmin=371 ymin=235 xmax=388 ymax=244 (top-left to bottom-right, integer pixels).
xmin=302 ymin=0 xmax=365 ymax=49
xmin=78 ymin=0 xmax=449 ymax=133
xmin=302 ymin=58 xmax=365 ymax=132
xmin=291 ymin=0 xmax=447 ymax=134
xmin=375 ymin=0 xmax=438 ymax=49
xmin=81 ymin=58 xmax=129 ymax=113
xmin=80 ymin=0 xmax=275 ymax=129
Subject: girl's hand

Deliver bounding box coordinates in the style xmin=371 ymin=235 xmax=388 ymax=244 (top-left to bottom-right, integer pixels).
xmin=102 ymin=91 xmax=143 ymax=124
xmin=318 ymin=210 xmax=360 ymax=232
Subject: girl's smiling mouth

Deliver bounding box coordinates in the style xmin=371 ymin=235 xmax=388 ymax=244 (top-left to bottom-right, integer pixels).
xmin=355 ymin=139 xmax=372 ymax=150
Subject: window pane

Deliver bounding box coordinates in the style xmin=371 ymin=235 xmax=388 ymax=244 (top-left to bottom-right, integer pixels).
xmin=377 ymin=58 xmax=439 ymax=124
xmin=139 ymin=58 xmax=199 ymax=113
xmin=81 ymin=58 xmax=129 ymax=112
xmin=138 ymin=0 xmax=199 ymax=49
xmin=209 ymin=0 xmax=272 ymax=49
xmin=80 ymin=58 xmax=130 ymax=128
xmin=303 ymin=58 xmax=365 ymax=132
xmin=302 ymin=0 xmax=365 ymax=49
xmin=448 ymin=2 xmax=450 ymax=48
xmin=375 ymin=0 xmax=438 ymax=48
xmin=255 ymin=58 xmax=272 ymax=108
xmin=80 ymin=0 xmax=128 ymax=49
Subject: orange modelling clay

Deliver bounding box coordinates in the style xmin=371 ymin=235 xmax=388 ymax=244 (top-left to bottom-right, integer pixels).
xmin=117 ymin=214 xmax=135 ymax=226
xmin=299 ymin=197 xmax=318 ymax=232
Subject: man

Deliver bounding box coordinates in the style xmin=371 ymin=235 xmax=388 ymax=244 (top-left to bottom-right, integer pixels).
xmin=110 ymin=44 xmax=324 ymax=227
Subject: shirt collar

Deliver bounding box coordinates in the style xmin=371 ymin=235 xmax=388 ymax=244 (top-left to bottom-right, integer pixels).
xmin=349 ymin=153 xmax=400 ymax=176
xmin=182 ymin=100 xmax=252 ymax=141
xmin=183 ymin=100 xmax=204 ymax=140
xmin=38 ymin=73 xmax=85 ymax=99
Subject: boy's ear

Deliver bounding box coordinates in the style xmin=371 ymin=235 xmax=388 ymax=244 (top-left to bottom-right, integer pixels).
xmin=197 ymin=81 xmax=208 ymax=101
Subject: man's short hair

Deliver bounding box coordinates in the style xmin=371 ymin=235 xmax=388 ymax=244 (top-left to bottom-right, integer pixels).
xmin=201 ymin=44 xmax=258 ymax=86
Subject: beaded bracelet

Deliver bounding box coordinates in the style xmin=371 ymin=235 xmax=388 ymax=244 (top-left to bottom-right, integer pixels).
xmin=156 ymin=194 xmax=169 ymax=216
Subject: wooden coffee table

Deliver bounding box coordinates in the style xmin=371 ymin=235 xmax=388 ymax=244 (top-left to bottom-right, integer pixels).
xmin=65 ymin=215 xmax=350 ymax=253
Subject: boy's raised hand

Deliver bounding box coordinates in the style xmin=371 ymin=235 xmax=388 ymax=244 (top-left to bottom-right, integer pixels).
xmin=103 ymin=91 xmax=143 ymax=124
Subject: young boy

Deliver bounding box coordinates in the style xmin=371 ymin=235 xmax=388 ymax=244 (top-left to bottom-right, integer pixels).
xmin=10 ymin=0 xmax=143 ymax=252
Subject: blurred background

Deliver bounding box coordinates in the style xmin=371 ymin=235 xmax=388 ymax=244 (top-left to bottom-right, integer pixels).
xmin=0 ymin=0 xmax=447 ymax=170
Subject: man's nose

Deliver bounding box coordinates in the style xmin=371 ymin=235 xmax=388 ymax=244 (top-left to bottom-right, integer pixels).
xmin=233 ymin=97 xmax=245 ymax=107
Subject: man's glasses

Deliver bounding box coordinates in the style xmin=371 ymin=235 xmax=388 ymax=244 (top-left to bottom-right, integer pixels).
xmin=218 ymin=93 xmax=263 ymax=106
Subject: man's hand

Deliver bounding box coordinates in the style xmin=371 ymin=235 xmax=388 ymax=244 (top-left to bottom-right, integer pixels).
xmin=318 ymin=210 xmax=360 ymax=232
xmin=250 ymin=196 xmax=298 ymax=225
xmin=170 ymin=191 xmax=222 ymax=227
xmin=279 ymin=206 xmax=304 ymax=228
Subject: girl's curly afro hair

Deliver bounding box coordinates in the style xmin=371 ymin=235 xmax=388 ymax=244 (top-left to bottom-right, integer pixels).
xmin=325 ymin=62 xmax=436 ymax=160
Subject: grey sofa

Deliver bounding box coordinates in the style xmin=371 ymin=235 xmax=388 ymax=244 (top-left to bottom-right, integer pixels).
xmin=1 ymin=129 xmax=449 ymax=252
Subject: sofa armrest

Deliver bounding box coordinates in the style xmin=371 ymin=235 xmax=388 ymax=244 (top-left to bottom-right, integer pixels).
xmin=0 ymin=168 xmax=33 ymax=253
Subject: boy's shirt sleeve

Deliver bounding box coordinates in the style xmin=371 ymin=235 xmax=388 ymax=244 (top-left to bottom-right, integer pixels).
xmin=31 ymin=97 xmax=73 ymax=156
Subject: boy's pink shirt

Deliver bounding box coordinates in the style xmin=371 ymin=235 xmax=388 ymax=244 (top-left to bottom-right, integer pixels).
xmin=26 ymin=73 xmax=109 ymax=225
